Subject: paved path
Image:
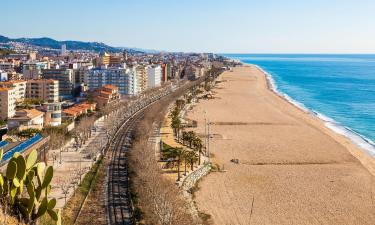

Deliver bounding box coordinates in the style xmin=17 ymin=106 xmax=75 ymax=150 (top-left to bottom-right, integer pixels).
xmin=49 ymin=117 xmax=107 ymax=209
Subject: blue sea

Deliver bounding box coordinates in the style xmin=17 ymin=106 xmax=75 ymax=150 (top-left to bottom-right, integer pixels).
xmin=224 ymin=54 xmax=375 ymax=157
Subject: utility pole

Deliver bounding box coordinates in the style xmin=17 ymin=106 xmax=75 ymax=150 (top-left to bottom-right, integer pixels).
xmin=207 ymin=119 xmax=211 ymax=163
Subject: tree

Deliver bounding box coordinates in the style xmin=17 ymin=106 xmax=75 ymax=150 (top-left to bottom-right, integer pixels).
xmin=187 ymin=151 xmax=198 ymax=171
xmin=181 ymin=131 xmax=188 ymax=145
xmin=171 ymin=117 xmax=181 ymax=140
xmin=192 ymin=137 xmax=203 ymax=165
xmin=186 ymin=131 xmax=195 ymax=148
xmin=164 ymin=147 xmax=185 ymax=181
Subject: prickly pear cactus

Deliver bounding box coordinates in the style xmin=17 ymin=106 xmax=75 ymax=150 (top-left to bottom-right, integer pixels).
xmin=0 ymin=149 xmax=61 ymax=224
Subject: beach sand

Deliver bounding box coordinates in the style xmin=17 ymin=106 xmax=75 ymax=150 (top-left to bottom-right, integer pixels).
xmin=187 ymin=65 xmax=375 ymax=225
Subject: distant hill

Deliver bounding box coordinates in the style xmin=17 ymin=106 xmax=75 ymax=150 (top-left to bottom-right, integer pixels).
xmin=0 ymin=48 xmax=15 ymax=56
xmin=0 ymin=35 xmax=124 ymax=53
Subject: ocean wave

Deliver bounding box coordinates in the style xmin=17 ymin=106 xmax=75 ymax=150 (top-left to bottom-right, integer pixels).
xmin=252 ymin=64 xmax=375 ymax=158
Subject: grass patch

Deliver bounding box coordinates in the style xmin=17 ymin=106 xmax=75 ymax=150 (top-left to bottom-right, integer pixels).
xmin=161 ymin=142 xmax=174 ymax=159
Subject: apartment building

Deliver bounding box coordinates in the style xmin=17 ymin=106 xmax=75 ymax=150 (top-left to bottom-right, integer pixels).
xmin=86 ymin=67 xmax=138 ymax=95
xmin=22 ymin=61 xmax=49 ymax=79
xmin=40 ymin=102 xmax=62 ymax=126
xmin=92 ymin=85 xmax=120 ymax=108
xmin=42 ymin=69 xmax=74 ymax=99
xmin=0 ymin=80 xmax=27 ymax=102
xmin=97 ymin=52 xmax=122 ymax=66
xmin=147 ymin=65 xmax=162 ymax=87
xmin=161 ymin=63 xmax=169 ymax=83
xmin=0 ymin=87 xmax=16 ymax=119
xmin=135 ymin=65 xmax=148 ymax=93
xmin=26 ymin=79 xmax=59 ymax=102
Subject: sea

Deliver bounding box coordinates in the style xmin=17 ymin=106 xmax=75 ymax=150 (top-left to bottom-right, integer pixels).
xmin=223 ymin=54 xmax=375 ymax=157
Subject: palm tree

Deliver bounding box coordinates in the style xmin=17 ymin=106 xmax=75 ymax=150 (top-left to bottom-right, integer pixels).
xmin=187 ymin=131 xmax=195 ymax=148
xmin=183 ymin=150 xmax=189 ymax=176
xmin=186 ymin=151 xmax=199 ymax=171
xmin=192 ymin=137 xmax=203 ymax=165
xmin=181 ymin=131 xmax=188 ymax=145
xmin=164 ymin=147 xmax=186 ymax=181
xmin=171 ymin=117 xmax=181 ymax=140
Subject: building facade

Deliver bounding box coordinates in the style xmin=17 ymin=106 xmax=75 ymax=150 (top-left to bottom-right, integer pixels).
xmin=42 ymin=69 xmax=74 ymax=99
xmin=147 ymin=65 xmax=162 ymax=87
xmin=7 ymin=109 xmax=44 ymax=131
xmin=92 ymin=85 xmax=120 ymax=109
xmin=40 ymin=102 xmax=62 ymax=126
xmin=22 ymin=62 xmax=49 ymax=79
xmin=26 ymin=79 xmax=59 ymax=102
xmin=86 ymin=67 xmax=138 ymax=95
xmin=0 ymin=87 xmax=16 ymax=119
xmin=0 ymin=80 xmax=27 ymax=103
xmin=135 ymin=65 xmax=148 ymax=93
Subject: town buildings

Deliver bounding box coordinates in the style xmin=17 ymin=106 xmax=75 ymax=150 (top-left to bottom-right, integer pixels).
xmin=0 ymin=42 xmax=218 ymax=133
xmin=22 ymin=61 xmax=49 ymax=79
xmin=62 ymin=102 xmax=96 ymax=120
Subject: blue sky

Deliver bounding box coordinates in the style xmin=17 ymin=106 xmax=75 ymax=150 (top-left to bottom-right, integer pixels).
xmin=2 ymin=0 xmax=375 ymax=53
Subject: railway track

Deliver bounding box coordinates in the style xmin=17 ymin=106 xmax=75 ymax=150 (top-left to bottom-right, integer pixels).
xmin=105 ymin=80 xmax=204 ymax=224
xmin=105 ymin=90 xmax=168 ymax=225
xmin=106 ymin=110 xmax=144 ymax=225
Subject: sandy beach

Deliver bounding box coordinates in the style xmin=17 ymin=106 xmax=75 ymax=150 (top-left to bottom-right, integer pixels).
xmin=186 ymin=65 xmax=375 ymax=225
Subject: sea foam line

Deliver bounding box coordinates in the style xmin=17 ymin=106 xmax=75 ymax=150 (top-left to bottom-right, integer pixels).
xmin=251 ymin=64 xmax=375 ymax=158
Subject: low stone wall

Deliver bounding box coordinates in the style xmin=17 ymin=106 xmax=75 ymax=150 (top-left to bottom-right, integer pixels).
xmin=180 ymin=162 xmax=211 ymax=222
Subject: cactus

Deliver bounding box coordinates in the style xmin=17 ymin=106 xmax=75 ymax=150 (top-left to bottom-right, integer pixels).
xmin=0 ymin=149 xmax=60 ymax=224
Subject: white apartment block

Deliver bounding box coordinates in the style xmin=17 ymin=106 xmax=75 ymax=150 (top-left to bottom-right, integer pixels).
xmin=86 ymin=66 xmax=138 ymax=95
xmin=147 ymin=65 xmax=162 ymax=88
xmin=0 ymin=87 xmax=16 ymax=119
xmin=0 ymin=80 xmax=27 ymax=103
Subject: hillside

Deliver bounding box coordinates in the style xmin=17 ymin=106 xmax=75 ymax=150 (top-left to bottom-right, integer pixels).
xmin=0 ymin=35 xmax=122 ymax=53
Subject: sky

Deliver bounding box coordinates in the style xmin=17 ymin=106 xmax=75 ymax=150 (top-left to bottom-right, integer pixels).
xmin=2 ymin=0 xmax=375 ymax=53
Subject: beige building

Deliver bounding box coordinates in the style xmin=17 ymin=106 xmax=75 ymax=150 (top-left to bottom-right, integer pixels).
xmin=26 ymin=79 xmax=59 ymax=102
xmin=0 ymin=87 xmax=16 ymax=119
xmin=7 ymin=109 xmax=44 ymax=130
xmin=135 ymin=66 xmax=148 ymax=93
xmin=93 ymin=84 xmax=120 ymax=108
xmin=97 ymin=52 xmax=122 ymax=67
xmin=0 ymin=80 xmax=27 ymax=103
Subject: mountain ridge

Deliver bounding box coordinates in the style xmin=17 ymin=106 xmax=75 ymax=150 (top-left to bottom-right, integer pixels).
xmin=0 ymin=35 xmax=124 ymax=53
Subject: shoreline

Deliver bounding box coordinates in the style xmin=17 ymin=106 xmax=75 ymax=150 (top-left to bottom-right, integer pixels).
xmin=247 ymin=63 xmax=375 ymax=175
xmin=187 ymin=65 xmax=375 ymax=225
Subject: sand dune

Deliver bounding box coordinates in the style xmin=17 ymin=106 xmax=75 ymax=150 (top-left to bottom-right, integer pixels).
xmin=186 ymin=65 xmax=375 ymax=225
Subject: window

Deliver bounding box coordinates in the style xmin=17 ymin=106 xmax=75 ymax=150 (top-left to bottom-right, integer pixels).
xmin=51 ymin=113 xmax=61 ymax=119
